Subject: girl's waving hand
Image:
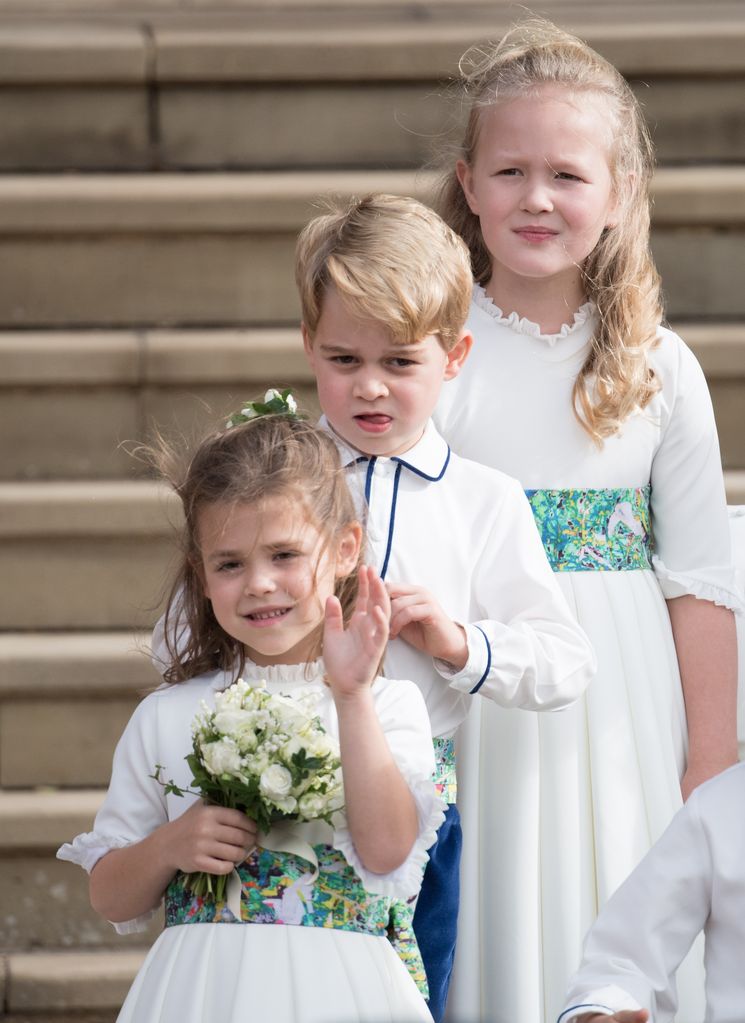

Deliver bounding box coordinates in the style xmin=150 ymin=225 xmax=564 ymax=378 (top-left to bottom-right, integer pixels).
xmin=323 ymin=565 xmax=390 ymax=698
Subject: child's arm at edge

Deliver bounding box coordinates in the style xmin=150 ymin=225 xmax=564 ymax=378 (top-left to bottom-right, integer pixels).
xmin=667 ymin=594 xmax=738 ymax=799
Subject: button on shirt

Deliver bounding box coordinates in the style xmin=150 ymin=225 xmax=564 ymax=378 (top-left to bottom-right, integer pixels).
xmin=322 ymin=418 xmax=596 ymax=739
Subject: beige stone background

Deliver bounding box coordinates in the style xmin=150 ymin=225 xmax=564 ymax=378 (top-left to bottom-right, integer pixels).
xmin=0 ymin=0 xmax=744 ymax=1017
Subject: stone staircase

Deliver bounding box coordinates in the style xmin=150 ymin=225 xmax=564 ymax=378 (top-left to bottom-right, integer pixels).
xmin=1 ymin=2 xmax=744 ymax=1017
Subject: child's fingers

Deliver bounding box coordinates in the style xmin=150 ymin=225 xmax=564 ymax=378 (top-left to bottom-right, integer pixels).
xmin=324 ymin=594 xmax=344 ymax=634
xmin=368 ymin=567 xmax=391 ymax=618
xmin=355 ymin=564 xmax=371 ymax=614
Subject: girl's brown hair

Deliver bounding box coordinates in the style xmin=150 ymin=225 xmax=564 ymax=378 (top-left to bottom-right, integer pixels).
xmin=157 ymin=414 xmax=362 ymax=684
xmin=436 ymin=18 xmax=663 ymax=442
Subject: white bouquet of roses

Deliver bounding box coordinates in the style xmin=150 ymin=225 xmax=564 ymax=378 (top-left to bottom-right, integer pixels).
xmin=152 ymin=678 xmax=344 ymax=902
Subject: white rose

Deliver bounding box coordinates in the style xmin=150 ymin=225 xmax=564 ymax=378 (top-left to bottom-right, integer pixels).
xmin=297 ymin=792 xmax=327 ymax=818
xmin=213 ymin=707 xmax=256 ymax=739
xmin=272 ymin=795 xmax=298 ymax=814
xmin=304 ymin=732 xmax=336 ymax=759
xmin=201 ymin=738 xmax=243 ymax=779
xmin=259 ymin=764 xmax=293 ymax=802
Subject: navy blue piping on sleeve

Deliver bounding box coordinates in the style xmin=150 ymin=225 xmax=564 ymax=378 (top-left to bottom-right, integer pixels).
xmin=379 ymin=461 xmax=403 ymax=581
xmin=469 ymin=625 xmax=492 ymax=694
xmin=557 ymin=1006 xmax=616 ymax=1023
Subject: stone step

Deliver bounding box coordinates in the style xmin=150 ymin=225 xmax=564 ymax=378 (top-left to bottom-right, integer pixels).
xmin=0 ymin=327 xmax=317 ymax=480
xmin=0 ymin=168 xmax=744 ymax=329
xmin=0 ymin=7 xmax=743 ymax=169
xmin=2 ymin=948 xmax=145 ymax=1018
xmin=2 ymin=468 xmax=744 ymax=632
xmin=1 ymin=321 xmax=744 ymax=480
xmin=0 ymin=631 xmax=157 ymax=787
xmin=0 ymin=788 xmax=163 ymax=951
xmin=0 ymin=480 xmax=181 ymax=629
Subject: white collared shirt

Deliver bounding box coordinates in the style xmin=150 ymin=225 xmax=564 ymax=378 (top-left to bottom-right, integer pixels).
xmin=322 ymin=417 xmax=596 ymax=738
xmin=558 ymin=762 xmax=745 ymax=1023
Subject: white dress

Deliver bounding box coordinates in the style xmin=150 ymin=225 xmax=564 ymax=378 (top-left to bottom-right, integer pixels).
xmin=434 ymin=287 xmax=743 ymax=1023
xmin=57 ymin=660 xmax=445 ymax=1023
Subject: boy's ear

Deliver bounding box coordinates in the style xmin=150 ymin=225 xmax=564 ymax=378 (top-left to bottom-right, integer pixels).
xmin=443 ymin=330 xmax=473 ymax=381
xmin=335 ymin=522 xmax=363 ymax=578
xmin=301 ymin=322 xmax=315 ymax=360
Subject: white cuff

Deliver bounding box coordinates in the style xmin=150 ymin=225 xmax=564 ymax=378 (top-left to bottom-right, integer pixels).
xmin=333 ymin=773 xmax=446 ymax=900
xmin=652 ymin=555 xmax=744 ymax=613
xmin=434 ymin=622 xmax=491 ymax=694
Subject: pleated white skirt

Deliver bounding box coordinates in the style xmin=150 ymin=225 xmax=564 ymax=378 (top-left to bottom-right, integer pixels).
xmin=448 ymin=569 xmax=707 ymax=1023
xmin=117 ymin=923 xmax=433 ymax=1023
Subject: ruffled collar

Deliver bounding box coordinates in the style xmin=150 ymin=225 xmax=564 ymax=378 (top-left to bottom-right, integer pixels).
xmin=472 ymin=284 xmax=595 ymax=347
xmin=212 ymin=658 xmax=326 ymax=691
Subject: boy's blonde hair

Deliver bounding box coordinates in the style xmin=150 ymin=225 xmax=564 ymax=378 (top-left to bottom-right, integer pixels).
xmin=296 ymin=193 xmax=473 ymax=351
xmin=436 ymin=19 xmax=663 ymax=442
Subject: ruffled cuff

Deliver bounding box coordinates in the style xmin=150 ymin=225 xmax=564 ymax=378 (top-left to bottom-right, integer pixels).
xmin=57 ymin=833 xmax=159 ymax=935
xmin=57 ymin=831 xmax=132 ymax=874
xmin=652 ymin=555 xmax=745 ymax=613
xmin=332 ymin=773 xmax=446 ymax=900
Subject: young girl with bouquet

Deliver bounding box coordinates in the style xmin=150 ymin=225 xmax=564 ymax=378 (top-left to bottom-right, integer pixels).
xmin=433 ymin=19 xmax=742 ymax=1023
xmin=58 ymin=411 xmax=444 ymax=1023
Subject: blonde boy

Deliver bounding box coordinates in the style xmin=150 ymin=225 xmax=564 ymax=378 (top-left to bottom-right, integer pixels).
xmin=295 ymin=194 xmax=596 ymax=1021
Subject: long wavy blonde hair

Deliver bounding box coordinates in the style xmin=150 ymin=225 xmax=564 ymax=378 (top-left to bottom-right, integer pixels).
xmin=436 ymin=19 xmax=663 ymax=442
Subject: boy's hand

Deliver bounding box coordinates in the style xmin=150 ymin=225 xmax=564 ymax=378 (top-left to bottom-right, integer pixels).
xmin=386 ymin=582 xmax=468 ymax=670
xmin=324 ymin=565 xmax=390 ymax=700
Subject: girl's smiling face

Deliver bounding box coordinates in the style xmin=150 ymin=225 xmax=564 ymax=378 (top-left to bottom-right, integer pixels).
xmin=200 ymin=496 xmax=360 ymax=666
xmin=457 ymin=87 xmax=618 ymax=303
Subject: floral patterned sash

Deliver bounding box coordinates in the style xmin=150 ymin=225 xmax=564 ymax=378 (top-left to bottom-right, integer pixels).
xmin=165 ymin=844 xmax=428 ymax=995
xmin=433 ymin=736 xmax=457 ymax=804
xmin=526 ymin=486 xmax=653 ymax=572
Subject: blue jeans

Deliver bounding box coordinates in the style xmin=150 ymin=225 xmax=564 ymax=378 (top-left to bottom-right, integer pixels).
xmin=412 ymin=803 xmax=462 ymax=1023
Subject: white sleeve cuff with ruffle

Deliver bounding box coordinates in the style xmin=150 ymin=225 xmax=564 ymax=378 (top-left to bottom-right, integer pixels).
xmin=332 ymin=771 xmax=446 ymax=901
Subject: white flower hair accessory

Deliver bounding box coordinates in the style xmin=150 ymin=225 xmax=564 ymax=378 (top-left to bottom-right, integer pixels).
xmin=226 ymin=388 xmax=301 ymax=429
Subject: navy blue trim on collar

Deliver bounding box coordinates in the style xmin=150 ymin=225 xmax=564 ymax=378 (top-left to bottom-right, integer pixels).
xmin=380 ymin=462 xmax=403 ymax=580
xmin=469 ymin=626 xmax=492 ymax=695
xmin=364 ymin=457 xmax=377 ymax=505
xmin=392 ymin=445 xmax=451 ymax=482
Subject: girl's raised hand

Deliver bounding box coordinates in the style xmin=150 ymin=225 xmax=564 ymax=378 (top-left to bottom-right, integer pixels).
xmin=323 ymin=565 xmax=390 ymax=699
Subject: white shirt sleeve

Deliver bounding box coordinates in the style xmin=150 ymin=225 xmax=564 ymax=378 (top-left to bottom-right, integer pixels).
xmin=435 ymin=478 xmax=596 ymax=709
xmin=559 ymin=787 xmax=712 ymax=1022
xmin=650 ymin=333 xmax=743 ymax=612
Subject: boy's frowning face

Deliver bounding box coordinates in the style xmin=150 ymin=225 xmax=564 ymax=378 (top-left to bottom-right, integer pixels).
xmin=303 ymin=288 xmax=469 ymax=457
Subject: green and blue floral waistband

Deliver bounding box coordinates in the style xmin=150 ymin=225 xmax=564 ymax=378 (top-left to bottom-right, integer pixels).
xmin=433 ymin=736 xmax=457 ymax=804
xmin=525 ymin=486 xmax=653 ymax=572
xmin=165 ymin=844 xmax=428 ymax=997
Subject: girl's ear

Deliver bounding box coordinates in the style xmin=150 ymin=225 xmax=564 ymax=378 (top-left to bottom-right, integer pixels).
xmin=456 ymin=159 xmax=479 ymax=215
xmin=335 ymin=522 xmax=363 ymax=578
xmin=443 ymin=330 xmax=473 ymax=381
